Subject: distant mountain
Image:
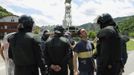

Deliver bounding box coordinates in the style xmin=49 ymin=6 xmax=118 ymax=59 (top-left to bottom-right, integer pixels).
xmin=114 ymin=16 xmax=128 ymax=23
xmin=79 ymin=15 xmax=134 ymax=33
xmin=0 ymin=6 xmax=13 ymax=17
xmin=78 ymin=22 xmax=99 ymax=31
xmin=79 ymin=23 xmax=92 ymax=28
xmin=117 ymin=15 xmax=134 ymax=34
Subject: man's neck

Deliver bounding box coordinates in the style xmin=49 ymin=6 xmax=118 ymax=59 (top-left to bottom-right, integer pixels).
xmin=81 ymin=37 xmax=87 ymax=41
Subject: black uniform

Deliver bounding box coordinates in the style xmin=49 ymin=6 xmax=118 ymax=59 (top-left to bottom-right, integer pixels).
xmin=96 ymin=26 xmax=122 ymax=75
xmin=96 ymin=13 xmax=122 ymax=75
xmin=64 ymin=31 xmax=75 ymax=75
xmin=8 ymin=15 xmax=45 ymax=75
xmin=8 ymin=32 xmax=45 ymax=75
xmin=119 ymin=35 xmax=129 ymax=75
xmin=44 ymin=26 xmax=71 ymax=75
xmin=120 ymin=35 xmax=129 ymax=65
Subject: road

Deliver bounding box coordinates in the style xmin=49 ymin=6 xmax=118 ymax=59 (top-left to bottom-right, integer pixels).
xmin=123 ymin=51 xmax=134 ymax=75
xmin=0 ymin=51 xmax=134 ymax=75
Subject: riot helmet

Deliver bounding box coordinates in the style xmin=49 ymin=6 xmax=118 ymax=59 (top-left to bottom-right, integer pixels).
xmin=42 ymin=30 xmax=50 ymax=41
xmin=96 ymin=13 xmax=116 ymax=28
xmin=54 ymin=26 xmax=65 ymax=34
xmin=54 ymin=26 xmax=65 ymax=37
xmin=18 ymin=15 xmax=34 ymax=32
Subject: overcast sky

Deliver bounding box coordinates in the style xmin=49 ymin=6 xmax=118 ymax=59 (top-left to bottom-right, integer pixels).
xmin=0 ymin=0 xmax=134 ymax=26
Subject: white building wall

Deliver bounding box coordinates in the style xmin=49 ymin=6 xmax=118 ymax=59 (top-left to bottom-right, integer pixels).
xmin=0 ymin=16 xmax=19 ymax=38
xmin=0 ymin=16 xmax=19 ymax=22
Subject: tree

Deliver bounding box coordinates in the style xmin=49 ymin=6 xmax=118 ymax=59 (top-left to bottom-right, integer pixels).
xmin=88 ymin=31 xmax=96 ymax=40
xmin=118 ymin=16 xmax=134 ymax=36
xmin=0 ymin=6 xmax=13 ymax=17
xmin=32 ymin=25 xmax=40 ymax=34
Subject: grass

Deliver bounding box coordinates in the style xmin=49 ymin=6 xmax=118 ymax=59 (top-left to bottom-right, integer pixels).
xmin=127 ymin=39 xmax=134 ymax=51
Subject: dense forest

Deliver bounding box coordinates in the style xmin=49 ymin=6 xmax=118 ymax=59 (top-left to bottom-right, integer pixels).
xmin=0 ymin=6 xmax=13 ymax=17
xmin=117 ymin=16 xmax=134 ymax=35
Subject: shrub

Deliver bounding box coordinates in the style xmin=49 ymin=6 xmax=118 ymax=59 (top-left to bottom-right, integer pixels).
xmin=129 ymin=32 xmax=134 ymax=38
xmin=88 ymin=31 xmax=96 ymax=40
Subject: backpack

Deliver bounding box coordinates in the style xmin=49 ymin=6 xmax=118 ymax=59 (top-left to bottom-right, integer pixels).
xmin=120 ymin=35 xmax=129 ymax=65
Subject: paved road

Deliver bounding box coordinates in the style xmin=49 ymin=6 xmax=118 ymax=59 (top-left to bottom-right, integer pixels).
xmin=123 ymin=51 xmax=134 ymax=75
xmin=0 ymin=51 xmax=134 ymax=75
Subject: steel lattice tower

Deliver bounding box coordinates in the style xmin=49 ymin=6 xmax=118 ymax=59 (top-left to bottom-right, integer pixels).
xmin=63 ymin=0 xmax=72 ymax=29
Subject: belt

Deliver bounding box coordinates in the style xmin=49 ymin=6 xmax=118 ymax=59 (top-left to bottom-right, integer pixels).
xmin=78 ymin=51 xmax=93 ymax=59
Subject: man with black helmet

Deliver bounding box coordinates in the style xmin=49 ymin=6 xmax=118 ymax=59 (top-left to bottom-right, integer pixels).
xmin=41 ymin=29 xmax=50 ymax=51
xmin=8 ymin=15 xmax=45 ymax=75
xmin=40 ymin=30 xmax=50 ymax=75
xmin=95 ymin=13 xmax=122 ymax=75
xmin=43 ymin=26 xmax=71 ymax=75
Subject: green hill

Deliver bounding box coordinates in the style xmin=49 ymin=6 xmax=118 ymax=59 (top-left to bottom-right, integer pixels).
xmin=79 ymin=15 xmax=134 ymax=35
xmin=116 ymin=16 xmax=134 ymax=34
xmin=78 ymin=22 xmax=100 ymax=32
xmin=0 ymin=6 xmax=13 ymax=17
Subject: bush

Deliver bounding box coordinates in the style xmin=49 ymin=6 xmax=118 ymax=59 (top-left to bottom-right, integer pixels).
xmin=129 ymin=32 xmax=134 ymax=38
xmin=127 ymin=39 xmax=134 ymax=51
xmin=88 ymin=31 xmax=96 ymax=40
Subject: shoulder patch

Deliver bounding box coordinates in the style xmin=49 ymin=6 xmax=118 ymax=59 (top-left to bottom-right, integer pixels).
xmin=60 ymin=37 xmax=68 ymax=42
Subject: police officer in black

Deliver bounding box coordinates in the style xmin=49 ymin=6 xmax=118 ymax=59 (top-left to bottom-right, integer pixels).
xmin=8 ymin=15 xmax=45 ymax=75
xmin=43 ymin=26 xmax=71 ymax=75
xmin=40 ymin=30 xmax=50 ymax=75
xmin=95 ymin=13 xmax=122 ymax=75
xmin=41 ymin=30 xmax=50 ymax=51
xmin=120 ymin=35 xmax=129 ymax=75
xmin=64 ymin=31 xmax=75 ymax=75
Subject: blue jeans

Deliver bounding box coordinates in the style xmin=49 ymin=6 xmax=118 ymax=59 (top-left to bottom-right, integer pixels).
xmin=79 ymin=71 xmax=94 ymax=75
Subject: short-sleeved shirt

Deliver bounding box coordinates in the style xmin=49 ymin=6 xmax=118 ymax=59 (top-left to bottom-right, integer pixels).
xmin=74 ymin=40 xmax=94 ymax=71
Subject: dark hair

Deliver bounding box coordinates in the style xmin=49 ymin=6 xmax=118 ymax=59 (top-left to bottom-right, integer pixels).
xmin=77 ymin=28 xmax=84 ymax=36
xmin=77 ymin=29 xmax=81 ymax=36
xmin=18 ymin=15 xmax=34 ymax=32
xmin=43 ymin=30 xmax=49 ymax=34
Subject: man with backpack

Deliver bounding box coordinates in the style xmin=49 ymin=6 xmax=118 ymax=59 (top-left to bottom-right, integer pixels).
xmin=95 ymin=13 xmax=122 ymax=75
xmin=119 ymin=35 xmax=129 ymax=75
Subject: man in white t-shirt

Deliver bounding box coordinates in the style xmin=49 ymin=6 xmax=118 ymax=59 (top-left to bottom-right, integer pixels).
xmin=2 ymin=32 xmax=15 ymax=75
